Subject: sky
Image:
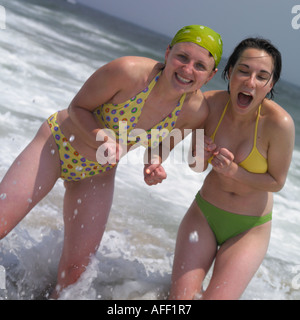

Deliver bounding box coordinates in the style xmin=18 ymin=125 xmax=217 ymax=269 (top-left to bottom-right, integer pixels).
xmin=77 ymin=0 xmax=300 ymax=87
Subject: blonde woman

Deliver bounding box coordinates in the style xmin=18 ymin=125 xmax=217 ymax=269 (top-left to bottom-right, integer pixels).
xmin=0 ymin=25 xmax=222 ymax=297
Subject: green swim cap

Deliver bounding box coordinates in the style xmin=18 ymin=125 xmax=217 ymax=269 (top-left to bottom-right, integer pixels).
xmin=171 ymin=25 xmax=223 ymax=67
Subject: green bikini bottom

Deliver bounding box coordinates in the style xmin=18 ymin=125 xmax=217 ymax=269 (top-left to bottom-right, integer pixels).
xmin=195 ymin=193 xmax=272 ymax=246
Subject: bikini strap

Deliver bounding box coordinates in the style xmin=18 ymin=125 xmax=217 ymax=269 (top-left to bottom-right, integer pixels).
xmin=178 ymin=92 xmax=186 ymax=107
xmin=210 ymin=99 xmax=230 ymax=141
xmin=253 ymin=104 xmax=262 ymax=147
xmin=148 ymin=70 xmax=162 ymax=91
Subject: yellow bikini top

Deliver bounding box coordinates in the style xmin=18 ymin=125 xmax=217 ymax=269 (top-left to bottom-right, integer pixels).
xmin=94 ymin=71 xmax=186 ymax=148
xmin=210 ymin=101 xmax=268 ymax=174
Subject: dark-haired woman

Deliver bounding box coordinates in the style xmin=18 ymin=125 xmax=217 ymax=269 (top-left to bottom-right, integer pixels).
xmin=170 ymin=38 xmax=295 ymax=300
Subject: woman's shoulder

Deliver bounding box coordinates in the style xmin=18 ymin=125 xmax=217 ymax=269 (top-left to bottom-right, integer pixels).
xmin=105 ymin=56 xmax=162 ymax=81
xmin=262 ymin=99 xmax=295 ymax=140
xmin=203 ymin=90 xmax=230 ymax=122
xmin=95 ymin=56 xmax=162 ymax=103
xmin=203 ymin=90 xmax=229 ymax=108
xmin=262 ymin=99 xmax=294 ymax=129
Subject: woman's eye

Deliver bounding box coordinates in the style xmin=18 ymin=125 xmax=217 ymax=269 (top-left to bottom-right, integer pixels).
xmin=178 ymin=54 xmax=188 ymax=62
xmin=257 ymin=74 xmax=271 ymax=82
xmin=195 ymin=63 xmax=205 ymax=71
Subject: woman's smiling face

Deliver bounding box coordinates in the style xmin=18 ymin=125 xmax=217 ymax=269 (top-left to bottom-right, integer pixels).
xmin=164 ymin=42 xmax=217 ymax=94
xmin=228 ymin=48 xmax=274 ymax=113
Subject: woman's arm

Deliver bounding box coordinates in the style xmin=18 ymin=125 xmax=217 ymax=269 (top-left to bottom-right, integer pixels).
xmin=68 ymin=58 xmax=131 ymax=149
xmin=143 ymin=93 xmax=211 ymax=183
xmin=143 ymin=132 xmax=180 ymax=185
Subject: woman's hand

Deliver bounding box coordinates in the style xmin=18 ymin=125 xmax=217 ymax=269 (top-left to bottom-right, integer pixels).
xmin=210 ymin=147 xmax=236 ymax=176
xmin=144 ymin=162 xmax=167 ymax=185
xmin=204 ymin=136 xmax=217 ymax=162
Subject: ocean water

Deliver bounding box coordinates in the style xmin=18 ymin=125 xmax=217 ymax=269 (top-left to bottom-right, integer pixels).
xmin=0 ymin=0 xmax=299 ymax=300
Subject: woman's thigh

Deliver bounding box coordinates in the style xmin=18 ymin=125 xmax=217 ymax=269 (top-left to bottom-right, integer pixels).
xmin=0 ymin=120 xmax=61 ymax=238
xmin=203 ymin=221 xmax=272 ymax=300
xmin=170 ymin=200 xmax=218 ymax=299
xmin=59 ymin=168 xmax=117 ymax=268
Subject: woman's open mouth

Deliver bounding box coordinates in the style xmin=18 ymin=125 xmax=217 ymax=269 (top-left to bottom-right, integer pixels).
xmin=237 ymin=92 xmax=253 ymax=107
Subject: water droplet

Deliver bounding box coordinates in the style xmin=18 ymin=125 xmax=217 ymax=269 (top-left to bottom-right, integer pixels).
xmin=194 ymin=292 xmax=203 ymax=300
xmin=55 ymin=284 xmax=61 ymax=293
xmin=189 ymin=231 xmax=199 ymax=243
xmin=77 ymin=198 xmax=82 ymax=204
xmin=51 ymin=149 xmax=55 ymax=155
xmin=0 ymin=193 xmax=7 ymax=200
xmin=69 ymin=135 xmax=75 ymax=142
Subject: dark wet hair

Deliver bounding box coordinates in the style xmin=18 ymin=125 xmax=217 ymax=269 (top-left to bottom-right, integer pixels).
xmin=222 ymin=38 xmax=282 ymax=99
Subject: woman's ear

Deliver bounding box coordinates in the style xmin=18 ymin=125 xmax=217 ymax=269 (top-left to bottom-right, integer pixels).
xmin=206 ymin=68 xmax=218 ymax=84
xmin=164 ymin=45 xmax=171 ymax=64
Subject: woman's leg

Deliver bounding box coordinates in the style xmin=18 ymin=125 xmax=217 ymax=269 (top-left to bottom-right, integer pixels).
xmin=52 ymin=167 xmax=117 ymax=297
xmin=169 ymin=200 xmax=217 ymax=300
xmin=0 ymin=121 xmax=61 ymax=239
xmin=202 ymin=221 xmax=271 ymax=300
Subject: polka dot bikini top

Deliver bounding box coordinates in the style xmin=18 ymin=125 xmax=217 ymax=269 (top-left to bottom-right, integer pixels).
xmin=93 ymin=71 xmax=186 ymax=148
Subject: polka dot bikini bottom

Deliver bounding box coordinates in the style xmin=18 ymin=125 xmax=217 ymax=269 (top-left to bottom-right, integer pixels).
xmin=47 ymin=112 xmax=113 ymax=181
